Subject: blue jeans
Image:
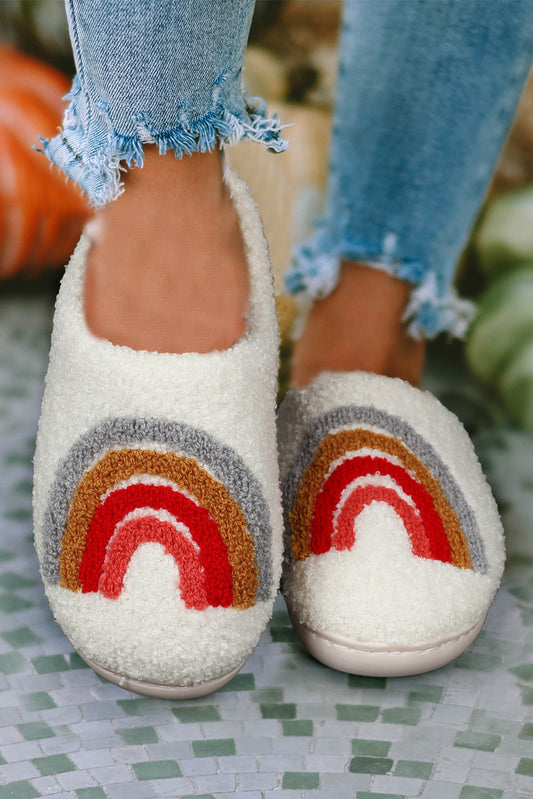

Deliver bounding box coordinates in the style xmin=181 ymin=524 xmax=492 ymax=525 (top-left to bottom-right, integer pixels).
xmin=40 ymin=0 xmax=287 ymax=207
xmin=42 ymin=0 xmax=533 ymax=338
xmin=286 ymin=0 xmax=533 ymax=337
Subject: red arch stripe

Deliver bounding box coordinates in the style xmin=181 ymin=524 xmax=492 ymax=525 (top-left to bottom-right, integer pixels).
xmin=98 ymin=516 xmax=209 ymax=609
xmin=311 ymin=455 xmax=452 ymax=563
xmin=79 ymin=484 xmax=233 ymax=607
xmin=333 ymin=484 xmax=431 ymax=557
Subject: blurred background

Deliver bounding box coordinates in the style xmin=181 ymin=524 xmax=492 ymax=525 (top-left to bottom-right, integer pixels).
xmin=2 ymin=0 xmax=533 ymax=557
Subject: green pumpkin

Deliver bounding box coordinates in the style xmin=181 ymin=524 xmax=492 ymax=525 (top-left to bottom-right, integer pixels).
xmin=475 ymin=186 xmax=533 ymax=277
xmin=466 ymin=268 xmax=533 ymax=428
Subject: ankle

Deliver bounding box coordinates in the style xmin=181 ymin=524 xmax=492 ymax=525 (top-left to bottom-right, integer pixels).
xmin=290 ymin=261 xmax=426 ymax=388
xmin=83 ymin=148 xmax=249 ymax=354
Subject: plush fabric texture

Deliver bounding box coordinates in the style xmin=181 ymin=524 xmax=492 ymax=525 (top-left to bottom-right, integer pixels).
xmin=33 ymin=169 xmax=283 ymax=687
xmin=277 ymin=371 xmax=505 ymax=649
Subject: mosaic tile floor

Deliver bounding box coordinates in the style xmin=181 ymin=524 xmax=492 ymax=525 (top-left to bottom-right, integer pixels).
xmin=1 ymin=283 xmax=533 ymax=799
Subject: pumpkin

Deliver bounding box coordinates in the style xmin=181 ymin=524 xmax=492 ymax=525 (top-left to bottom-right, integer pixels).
xmin=474 ymin=185 xmax=533 ymax=278
xmin=466 ymin=267 xmax=533 ymax=429
xmin=0 ymin=45 xmax=90 ymax=278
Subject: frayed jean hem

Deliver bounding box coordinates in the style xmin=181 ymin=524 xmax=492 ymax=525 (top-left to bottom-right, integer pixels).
xmin=38 ymin=75 xmax=288 ymax=208
xmin=285 ymin=227 xmax=476 ymax=340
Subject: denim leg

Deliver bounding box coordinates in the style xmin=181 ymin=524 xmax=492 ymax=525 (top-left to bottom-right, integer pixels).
xmin=286 ymin=0 xmax=533 ymax=338
xmin=39 ymin=0 xmax=287 ymax=207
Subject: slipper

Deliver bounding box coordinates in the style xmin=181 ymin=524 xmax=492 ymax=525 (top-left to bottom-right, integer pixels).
xmin=277 ymin=370 xmax=505 ymax=677
xmin=33 ymin=169 xmax=283 ymax=698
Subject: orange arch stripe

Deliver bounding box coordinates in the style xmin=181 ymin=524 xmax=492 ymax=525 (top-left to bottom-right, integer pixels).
xmin=289 ymin=429 xmax=471 ymax=569
xmin=59 ymin=448 xmax=258 ymax=609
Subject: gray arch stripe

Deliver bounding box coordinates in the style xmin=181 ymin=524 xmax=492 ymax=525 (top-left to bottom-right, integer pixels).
xmin=41 ymin=417 xmax=273 ymax=599
xmin=282 ymin=405 xmax=487 ymax=573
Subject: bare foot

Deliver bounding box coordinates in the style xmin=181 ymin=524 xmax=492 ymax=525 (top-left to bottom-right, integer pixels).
xmin=84 ymin=148 xmax=249 ymax=354
xmin=291 ymin=261 xmax=426 ymax=388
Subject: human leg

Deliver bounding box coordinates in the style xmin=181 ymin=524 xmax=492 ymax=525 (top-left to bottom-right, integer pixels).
xmin=288 ymin=0 xmax=533 ymax=386
xmin=34 ymin=0 xmax=286 ymax=696
xmin=40 ymin=0 xmax=286 ymax=354
xmin=279 ymin=0 xmax=533 ymax=677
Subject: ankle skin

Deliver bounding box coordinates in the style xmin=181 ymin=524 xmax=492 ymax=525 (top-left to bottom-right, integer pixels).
xmin=291 ymin=262 xmax=426 ymax=389
xmin=84 ymin=148 xmax=249 ymax=354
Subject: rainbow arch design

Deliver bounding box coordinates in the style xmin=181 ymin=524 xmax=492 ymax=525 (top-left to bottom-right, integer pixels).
xmin=283 ymin=405 xmax=487 ymax=572
xmin=41 ymin=417 xmax=273 ymax=609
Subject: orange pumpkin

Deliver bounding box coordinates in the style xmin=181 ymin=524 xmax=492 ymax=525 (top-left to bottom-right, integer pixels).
xmin=0 ymin=46 xmax=91 ymax=278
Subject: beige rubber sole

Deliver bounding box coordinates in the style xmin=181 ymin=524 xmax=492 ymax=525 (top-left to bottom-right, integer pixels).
xmin=289 ymin=610 xmax=487 ymax=677
xmin=81 ymin=654 xmax=247 ymax=699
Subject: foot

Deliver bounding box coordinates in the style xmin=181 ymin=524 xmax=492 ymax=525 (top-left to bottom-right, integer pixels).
xmin=290 ymin=261 xmax=426 ymax=388
xmin=84 ymin=148 xmax=249 ymax=354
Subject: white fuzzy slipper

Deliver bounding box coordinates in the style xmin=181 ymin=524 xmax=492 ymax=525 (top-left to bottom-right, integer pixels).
xmin=33 ymin=170 xmax=283 ymax=698
xmin=277 ymin=371 xmax=505 ymax=677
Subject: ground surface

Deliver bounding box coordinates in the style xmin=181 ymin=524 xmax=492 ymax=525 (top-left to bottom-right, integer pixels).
xmin=1 ymin=282 xmax=533 ymax=799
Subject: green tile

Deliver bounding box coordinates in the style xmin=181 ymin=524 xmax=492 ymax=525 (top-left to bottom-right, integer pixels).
xmin=459 ymin=788 xmax=502 ymax=799
xmin=336 ymin=704 xmax=380 ymax=722
xmin=118 ymin=726 xmax=159 ymax=745
xmin=1 ymin=627 xmax=42 ymax=647
xmin=218 ymin=672 xmax=255 ymax=691
xmin=282 ymin=720 xmax=313 ymax=737
xmin=454 ymin=652 xmax=502 ymax=671
xmin=17 ymin=721 xmax=55 ymax=741
xmin=510 ymin=664 xmax=533 ymax=683
xmin=171 ymin=705 xmax=221 ymax=723
xmin=0 ymin=652 xmax=27 ymax=675
xmin=516 ymin=758 xmax=533 ymax=777
xmin=117 ymin=698 xmax=162 ymax=716
xmin=192 ymin=738 xmax=236 ymax=758
xmin=270 ymin=626 xmax=300 ymax=643
xmin=260 ymin=703 xmax=296 ymax=719
xmin=408 ymin=686 xmax=443 ymax=704
xmin=270 ymin=610 xmax=291 ymax=626
xmin=348 ymin=675 xmax=387 ymax=690
xmin=4 ymin=452 xmax=31 ymax=467
xmin=76 ymin=790 xmax=107 ymax=799
xmin=455 ymin=731 xmax=501 ymax=751
xmin=32 ymin=754 xmax=75 ymax=776
xmin=5 ymin=508 xmax=32 ymax=522
xmin=352 ymin=739 xmax=391 ymax=757
xmin=69 ymin=653 xmax=90 ymax=669
xmin=178 ymin=796 xmax=215 ymax=799
xmin=349 ymin=757 xmax=393 ymax=775
xmin=520 ymin=606 xmax=533 ymax=627
xmin=252 ymin=687 xmax=283 ymax=702
xmin=22 ymin=692 xmax=57 ymax=711
xmin=0 ymin=781 xmax=39 ymax=799
xmin=519 ymin=723 xmax=533 ymax=740
xmin=394 ymin=760 xmax=433 ymax=779
xmin=282 ymin=772 xmax=319 ymax=790
xmin=0 ymin=594 xmax=32 ymax=613
xmin=14 ymin=479 xmax=33 ymax=495
xmin=179 ymin=796 xmax=215 ymax=799
xmin=509 ymin=585 xmax=533 ymax=603
xmin=521 ymin=687 xmax=533 ymax=705
xmin=356 ymin=793 xmax=404 ymax=799
xmin=381 ymin=707 xmax=421 ymax=726
xmin=0 ymin=547 xmax=15 ymax=562
xmin=0 ymin=572 xmax=37 ymax=589
xmin=31 ymin=654 xmax=70 ymax=674
xmin=132 ymin=760 xmax=182 ymax=780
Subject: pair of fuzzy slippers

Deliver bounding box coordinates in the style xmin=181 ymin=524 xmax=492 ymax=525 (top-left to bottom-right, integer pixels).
xmin=33 ymin=172 xmax=504 ymax=698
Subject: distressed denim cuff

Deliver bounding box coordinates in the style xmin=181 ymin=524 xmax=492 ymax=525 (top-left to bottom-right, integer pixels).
xmin=285 ymin=225 xmax=476 ymax=340
xmin=38 ymin=74 xmax=288 ymax=208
